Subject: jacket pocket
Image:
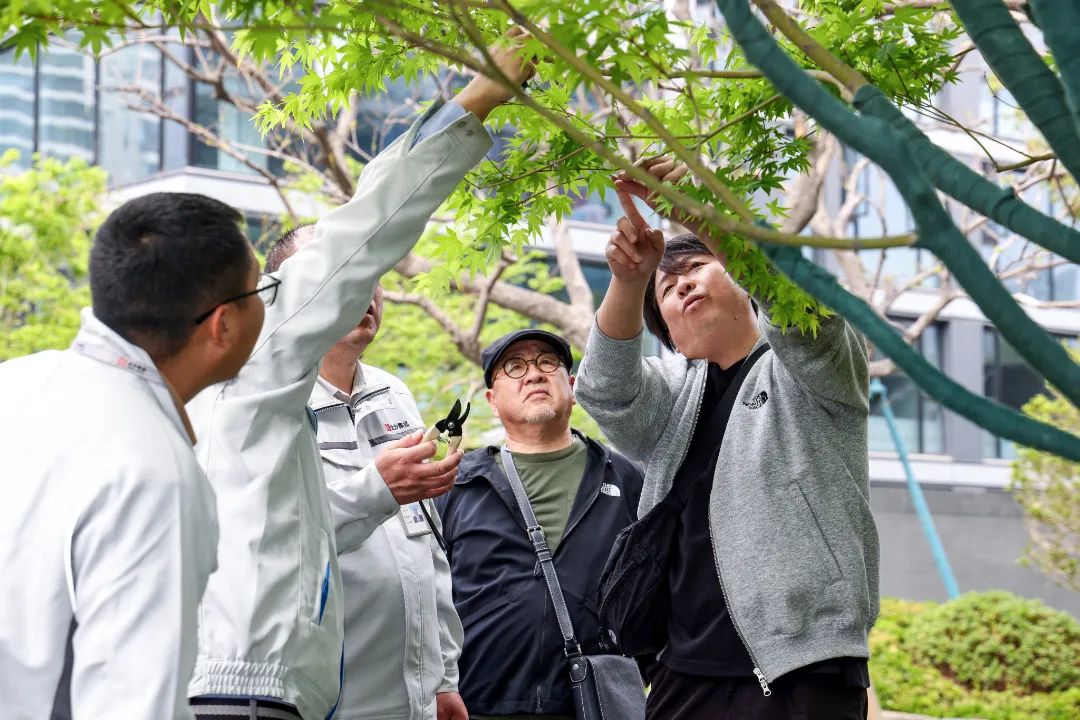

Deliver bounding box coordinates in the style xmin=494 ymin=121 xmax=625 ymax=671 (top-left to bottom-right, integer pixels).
xmin=788 ymin=482 xmax=843 ymax=585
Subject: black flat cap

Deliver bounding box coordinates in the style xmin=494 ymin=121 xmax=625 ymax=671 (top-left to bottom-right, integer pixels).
xmin=481 ymin=329 xmax=573 ymax=387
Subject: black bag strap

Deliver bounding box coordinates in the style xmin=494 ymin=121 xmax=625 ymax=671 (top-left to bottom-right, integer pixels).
xmin=501 ymin=446 xmax=582 ymax=659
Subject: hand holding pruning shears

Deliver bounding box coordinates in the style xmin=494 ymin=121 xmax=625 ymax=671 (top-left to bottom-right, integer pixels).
xmin=423 ymin=399 xmax=471 ymax=460
xmin=375 ymin=428 xmax=463 ymax=506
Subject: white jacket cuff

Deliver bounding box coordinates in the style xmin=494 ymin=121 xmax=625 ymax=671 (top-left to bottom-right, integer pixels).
xmin=328 ymin=463 xmax=400 ymax=554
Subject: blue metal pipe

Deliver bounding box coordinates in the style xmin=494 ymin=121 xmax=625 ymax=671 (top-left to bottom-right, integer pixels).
xmin=870 ymin=378 xmax=961 ymax=599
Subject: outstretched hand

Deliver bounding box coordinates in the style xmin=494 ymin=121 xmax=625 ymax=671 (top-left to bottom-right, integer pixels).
xmin=455 ymin=26 xmax=537 ymax=121
xmin=614 ymin=157 xmax=696 ymax=232
xmin=604 ymin=188 xmax=665 ymax=286
xmin=596 ymin=157 xmax=693 ymax=341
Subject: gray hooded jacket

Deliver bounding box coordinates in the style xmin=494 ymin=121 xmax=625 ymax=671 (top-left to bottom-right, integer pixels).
xmin=574 ymin=309 xmax=879 ymax=687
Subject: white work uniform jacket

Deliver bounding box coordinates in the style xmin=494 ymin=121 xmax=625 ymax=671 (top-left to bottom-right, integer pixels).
xmin=0 ymin=310 xmax=218 ymax=720
xmin=187 ymin=106 xmax=491 ymax=720
xmin=309 ymin=364 xmax=462 ymax=720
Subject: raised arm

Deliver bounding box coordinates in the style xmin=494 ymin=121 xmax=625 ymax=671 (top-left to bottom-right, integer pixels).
xmin=756 ymin=305 xmax=869 ymax=410
xmin=576 ymin=189 xmax=690 ymax=460
xmin=245 ymin=34 xmax=534 ymax=390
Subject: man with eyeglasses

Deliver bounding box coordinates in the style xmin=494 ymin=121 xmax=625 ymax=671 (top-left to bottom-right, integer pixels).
xmin=0 ymin=192 xmax=268 ymax=719
xmin=434 ymin=329 xmax=644 ymax=719
xmin=186 ymin=32 xmax=534 ymax=720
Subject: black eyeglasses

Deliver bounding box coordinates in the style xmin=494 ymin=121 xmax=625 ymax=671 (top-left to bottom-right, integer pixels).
xmin=193 ymin=273 xmax=281 ymax=324
xmin=499 ymin=352 xmax=564 ymax=380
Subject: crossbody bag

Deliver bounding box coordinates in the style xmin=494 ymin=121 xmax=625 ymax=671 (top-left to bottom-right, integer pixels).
xmin=500 ymin=446 xmax=647 ymax=720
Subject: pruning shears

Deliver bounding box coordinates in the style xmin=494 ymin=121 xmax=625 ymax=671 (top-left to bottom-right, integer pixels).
xmin=423 ymin=399 xmax=471 ymax=458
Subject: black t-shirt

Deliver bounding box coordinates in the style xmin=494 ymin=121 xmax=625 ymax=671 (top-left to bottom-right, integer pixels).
xmin=663 ymin=358 xmax=753 ymax=676
xmin=661 ymin=357 xmax=870 ymax=687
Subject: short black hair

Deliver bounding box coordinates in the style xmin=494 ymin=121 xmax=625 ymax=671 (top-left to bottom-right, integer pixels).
xmin=642 ymin=233 xmax=756 ymax=352
xmin=265 ymin=222 xmax=316 ymax=273
xmin=89 ymin=192 xmax=252 ymax=358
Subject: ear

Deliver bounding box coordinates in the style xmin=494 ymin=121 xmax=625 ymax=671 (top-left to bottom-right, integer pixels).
xmin=484 ymin=388 xmax=500 ymax=419
xmin=568 ymin=374 xmax=577 ymax=407
xmin=204 ymin=304 xmax=234 ymax=349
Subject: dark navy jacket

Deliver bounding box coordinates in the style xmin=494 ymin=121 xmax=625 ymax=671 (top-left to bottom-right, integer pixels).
xmin=434 ymin=432 xmax=643 ymax=716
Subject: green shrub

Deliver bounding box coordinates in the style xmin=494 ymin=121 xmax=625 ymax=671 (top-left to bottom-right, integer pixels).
xmin=870 ymin=595 xmax=1080 ymax=720
xmin=906 ymin=591 xmax=1080 ymax=694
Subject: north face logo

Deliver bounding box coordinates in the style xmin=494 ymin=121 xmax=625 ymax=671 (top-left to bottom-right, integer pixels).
xmin=743 ymin=391 xmax=768 ymax=409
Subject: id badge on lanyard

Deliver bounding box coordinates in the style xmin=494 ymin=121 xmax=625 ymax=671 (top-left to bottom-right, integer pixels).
xmin=400 ymin=501 xmax=433 ymax=538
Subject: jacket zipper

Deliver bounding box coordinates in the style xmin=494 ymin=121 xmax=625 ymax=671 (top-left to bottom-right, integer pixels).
xmin=690 ymin=363 xmax=772 ymax=697
xmin=714 ymin=554 xmax=771 ymax=696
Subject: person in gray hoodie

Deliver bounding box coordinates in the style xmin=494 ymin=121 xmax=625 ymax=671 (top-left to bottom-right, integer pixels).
xmin=574 ymin=158 xmax=879 ymax=720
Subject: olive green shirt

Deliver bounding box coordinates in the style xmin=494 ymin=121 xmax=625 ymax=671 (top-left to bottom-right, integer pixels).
xmin=495 ymin=436 xmax=587 ymax=552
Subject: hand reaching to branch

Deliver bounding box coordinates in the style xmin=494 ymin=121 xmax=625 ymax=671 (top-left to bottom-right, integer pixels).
xmin=595 ymin=187 xmax=667 ymax=340
xmin=617 ymin=157 xmax=728 ymax=263
xmin=615 ymin=156 xmax=692 ymax=225
xmin=455 ymin=26 xmax=536 ymax=121
xmin=605 ymin=188 xmax=665 ymax=286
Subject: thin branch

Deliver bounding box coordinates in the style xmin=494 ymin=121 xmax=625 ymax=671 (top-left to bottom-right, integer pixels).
xmin=382 ymin=289 xmax=479 ymax=362
xmin=903 ymin=290 xmax=961 ymax=344
xmin=394 ymin=253 xmax=591 ymax=349
xmin=694 ymin=93 xmax=782 ymax=149
xmin=752 ymin=0 xmax=869 ymax=93
xmin=670 ymin=68 xmax=850 ymax=100
xmin=468 ymin=256 xmax=512 ymax=344
xmin=996 ymin=152 xmax=1056 ymax=173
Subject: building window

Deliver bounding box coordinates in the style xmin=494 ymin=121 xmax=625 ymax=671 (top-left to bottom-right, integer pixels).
xmin=1051 ymin=261 xmax=1079 ymax=301
xmin=981 ymin=327 xmax=1055 ymax=459
xmin=977 ymin=172 xmax=1078 ymax=302
xmin=189 ymin=53 xmax=287 ymax=177
xmin=0 ymin=48 xmax=35 ymax=167
xmin=37 ymin=41 xmax=96 ymax=162
xmin=869 ymin=321 xmax=945 ymax=454
xmin=98 ymin=43 xmax=163 ymax=185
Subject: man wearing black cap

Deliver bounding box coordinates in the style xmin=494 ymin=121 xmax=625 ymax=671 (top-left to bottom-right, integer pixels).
xmin=434 ymin=330 xmax=644 ymax=719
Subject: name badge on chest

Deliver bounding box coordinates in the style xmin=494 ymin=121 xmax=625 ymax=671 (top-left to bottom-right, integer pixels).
xmin=400 ymin=501 xmax=433 ymax=537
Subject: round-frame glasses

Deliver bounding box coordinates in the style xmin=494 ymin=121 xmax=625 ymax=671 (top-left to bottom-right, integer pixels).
xmin=500 ymin=351 xmax=564 ymax=380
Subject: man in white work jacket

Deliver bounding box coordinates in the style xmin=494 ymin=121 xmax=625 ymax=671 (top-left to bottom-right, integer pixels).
xmin=0 ymin=192 xmax=270 ymax=719
xmin=186 ymin=33 xmax=534 ymax=720
xmin=263 ymin=228 xmax=467 ymax=720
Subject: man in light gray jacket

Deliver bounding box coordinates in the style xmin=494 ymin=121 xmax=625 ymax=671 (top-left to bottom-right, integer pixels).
xmin=0 ymin=193 xmax=268 ymax=720
xmin=263 ymin=229 xmax=467 ymax=720
xmin=187 ymin=35 xmax=533 ymax=720
xmin=575 ymin=160 xmax=879 ymax=720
